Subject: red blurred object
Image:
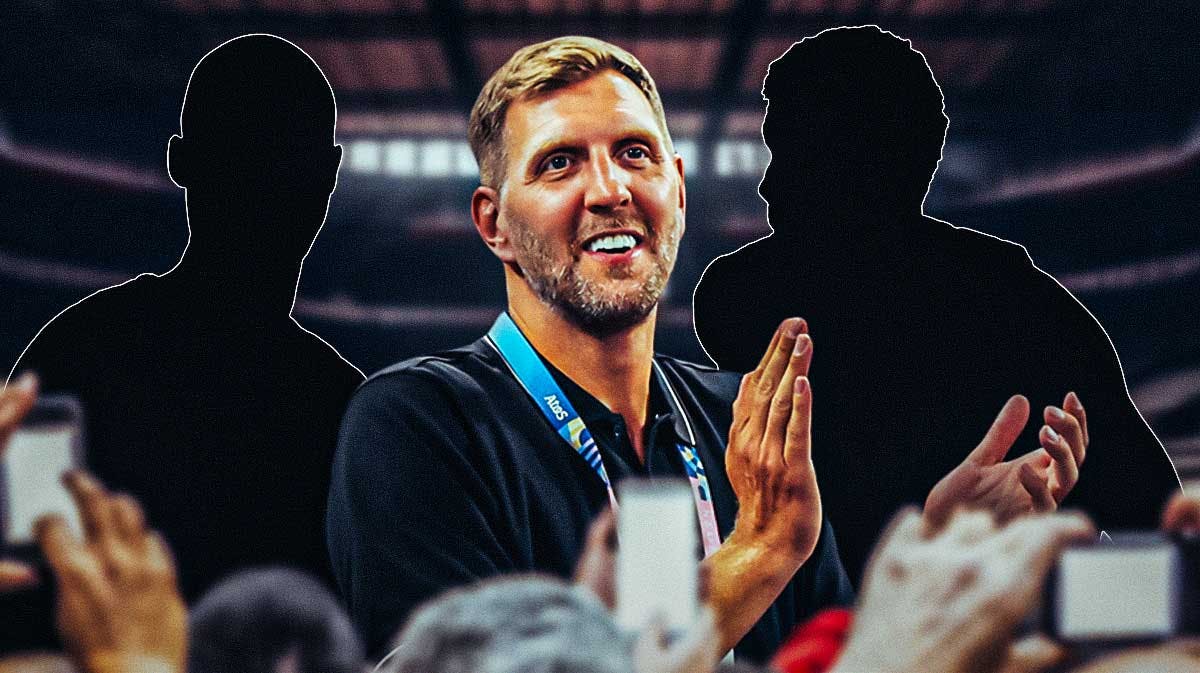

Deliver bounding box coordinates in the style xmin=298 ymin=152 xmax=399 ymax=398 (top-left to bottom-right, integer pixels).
xmin=771 ymin=608 xmax=854 ymax=673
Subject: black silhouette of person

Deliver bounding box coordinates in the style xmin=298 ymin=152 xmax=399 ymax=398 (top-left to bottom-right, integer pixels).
xmin=693 ymin=26 xmax=1179 ymax=585
xmin=9 ymin=34 xmax=364 ymax=599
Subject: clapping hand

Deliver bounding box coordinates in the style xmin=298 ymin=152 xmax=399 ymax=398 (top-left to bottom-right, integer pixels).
xmin=925 ymin=392 xmax=1088 ymax=530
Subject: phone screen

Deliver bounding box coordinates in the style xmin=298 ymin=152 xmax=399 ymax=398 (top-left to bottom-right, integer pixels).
xmin=615 ymin=478 xmax=699 ymax=632
xmin=1056 ymin=543 xmax=1180 ymax=640
xmin=1 ymin=395 xmax=85 ymax=546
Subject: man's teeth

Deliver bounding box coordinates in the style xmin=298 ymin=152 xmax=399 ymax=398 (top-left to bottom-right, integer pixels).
xmin=586 ymin=234 xmax=638 ymax=253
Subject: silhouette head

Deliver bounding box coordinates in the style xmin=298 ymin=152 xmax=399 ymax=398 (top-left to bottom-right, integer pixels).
xmin=759 ymin=26 xmax=947 ymax=225
xmin=166 ymin=34 xmax=342 ymax=264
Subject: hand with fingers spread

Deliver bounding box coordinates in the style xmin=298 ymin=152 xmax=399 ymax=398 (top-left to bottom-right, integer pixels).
xmin=925 ymin=392 xmax=1089 ymax=530
xmin=830 ymin=508 xmax=1095 ymax=673
xmin=702 ymin=317 xmax=824 ymax=655
xmin=34 ymin=471 xmax=186 ymax=673
xmin=0 ymin=372 xmax=41 ymax=592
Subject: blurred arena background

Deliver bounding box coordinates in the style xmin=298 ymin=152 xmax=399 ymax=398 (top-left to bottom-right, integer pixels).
xmin=1 ymin=1 xmax=1196 ymax=474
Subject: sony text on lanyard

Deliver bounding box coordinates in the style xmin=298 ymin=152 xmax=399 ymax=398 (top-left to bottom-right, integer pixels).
xmin=485 ymin=312 xmax=722 ymax=559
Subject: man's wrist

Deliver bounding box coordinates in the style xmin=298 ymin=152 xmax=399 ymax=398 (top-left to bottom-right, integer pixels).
xmin=721 ymin=527 xmax=809 ymax=581
xmin=726 ymin=519 xmax=816 ymax=572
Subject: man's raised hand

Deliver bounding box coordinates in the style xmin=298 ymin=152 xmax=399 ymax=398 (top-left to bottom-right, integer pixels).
xmin=725 ymin=316 xmax=822 ymax=562
xmin=925 ymin=392 xmax=1089 ymax=530
xmin=700 ymin=317 xmax=824 ymax=655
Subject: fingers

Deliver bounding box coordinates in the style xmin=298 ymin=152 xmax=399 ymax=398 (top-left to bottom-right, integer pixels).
xmin=1044 ymin=403 xmax=1085 ymax=468
xmin=749 ymin=319 xmax=786 ymax=377
xmin=142 ymin=532 xmax=179 ymax=585
xmin=111 ymin=493 xmax=148 ymax=546
xmin=764 ymin=334 xmax=813 ymax=450
xmin=0 ymin=372 xmax=39 ymax=447
xmin=0 ymin=560 xmax=38 ymax=592
xmin=34 ymin=513 xmax=101 ymax=596
xmin=968 ymin=395 xmax=1030 ymax=466
xmin=751 ymin=318 xmax=808 ymax=463
xmin=1162 ymin=492 xmax=1200 ymax=534
xmin=752 ymin=318 xmax=805 ymax=380
xmin=734 ymin=320 xmax=805 ymax=447
xmin=1002 ymin=635 xmax=1069 ymax=673
xmin=1018 ymin=463 xmax=1056 ymax=514
xmin=782 ymin=376 xmax=813 ymax=466
xmin=63 ymin=471 xmax=118 ymax=544
xmin=1039 ymin=424 xmax=1078 ymax=503
xmin=754 ymin=319 xmax=805 ymax=413
xmin=1064 ymin=392 xmax=1088 ymax=450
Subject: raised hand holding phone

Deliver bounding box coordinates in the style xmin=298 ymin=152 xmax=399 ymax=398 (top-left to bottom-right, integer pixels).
xmin=0 ymin=372 xmax=41 ymax=591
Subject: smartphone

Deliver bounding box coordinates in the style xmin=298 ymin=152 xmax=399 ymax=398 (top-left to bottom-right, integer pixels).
xmin=1 ymin=394 xmax=85 ymax=546
xmin=615 ymin=478 xmax=700 ymax=633
xmin=1044 ymin=531 xmax=1200 ymax=645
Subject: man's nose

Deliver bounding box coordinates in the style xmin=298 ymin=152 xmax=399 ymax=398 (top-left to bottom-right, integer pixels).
xmin=583 ymin=154 xmax=632 ymax=213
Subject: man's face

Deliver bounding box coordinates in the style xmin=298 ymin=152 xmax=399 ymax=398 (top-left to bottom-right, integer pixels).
xmin=496 ymin=70 xmax=686 ymax=335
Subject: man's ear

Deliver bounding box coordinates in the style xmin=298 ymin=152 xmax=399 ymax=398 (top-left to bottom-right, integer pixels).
xmin=471 ymin=186 xmax=517 ymax=264
xmin=166 ymin=135 xmax=189 ymax=189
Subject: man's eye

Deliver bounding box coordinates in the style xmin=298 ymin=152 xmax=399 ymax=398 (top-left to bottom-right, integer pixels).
xmin=624 ymin=147 xmax=649 ymax=160
xmin=543 ymin=155 xmax=572 ymax=172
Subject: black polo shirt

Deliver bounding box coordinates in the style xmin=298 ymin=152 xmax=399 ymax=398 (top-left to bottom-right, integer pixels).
xmin=326 ymin=335 xmax=854 ymax=663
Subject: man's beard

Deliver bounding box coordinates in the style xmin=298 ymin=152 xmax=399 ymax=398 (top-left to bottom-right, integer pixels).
xmin=509 ymin=214 xmax=682 ymax=337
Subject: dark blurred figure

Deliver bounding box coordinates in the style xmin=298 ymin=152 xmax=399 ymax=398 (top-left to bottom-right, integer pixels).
xmin=8 ymin=34 xmax=364 ymax=598
xmin=693 ymin=26 xmax=1178 ymax=584
xmin=190 ymin=568 xmax=363 ymax=673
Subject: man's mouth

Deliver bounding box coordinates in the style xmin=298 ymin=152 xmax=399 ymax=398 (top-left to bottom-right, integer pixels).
xmin=581 ymin=230 xmax=645 ymax=256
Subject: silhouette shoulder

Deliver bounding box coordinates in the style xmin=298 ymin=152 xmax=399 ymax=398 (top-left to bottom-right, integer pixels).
xmin=13 ymin=275 xmax=154 ymax=375
xmin=940 ymin=222 xmax=1034 ymax=274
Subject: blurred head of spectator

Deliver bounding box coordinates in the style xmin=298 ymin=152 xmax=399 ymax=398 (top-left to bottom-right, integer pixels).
xmin=189 ymin=567 xmax=363 ymax=673
xmin=381 ymin=575 xmax=631 ymax=673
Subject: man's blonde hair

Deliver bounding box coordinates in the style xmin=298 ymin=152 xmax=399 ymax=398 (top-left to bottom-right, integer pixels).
xmin=468 ymin=36 xmax=672 ymax=188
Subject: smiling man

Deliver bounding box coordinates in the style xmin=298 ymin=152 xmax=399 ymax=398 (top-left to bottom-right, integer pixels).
xmin=326 ymin=37 xmax=853 ymax=663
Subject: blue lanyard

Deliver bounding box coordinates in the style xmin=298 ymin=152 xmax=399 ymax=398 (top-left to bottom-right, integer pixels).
xmin=485 ymin=312 xmax=722 ymax=557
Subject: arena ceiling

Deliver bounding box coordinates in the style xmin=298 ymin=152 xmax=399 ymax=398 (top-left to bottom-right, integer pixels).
xmin=2 ymin=1 xmax=1196 ymax=176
